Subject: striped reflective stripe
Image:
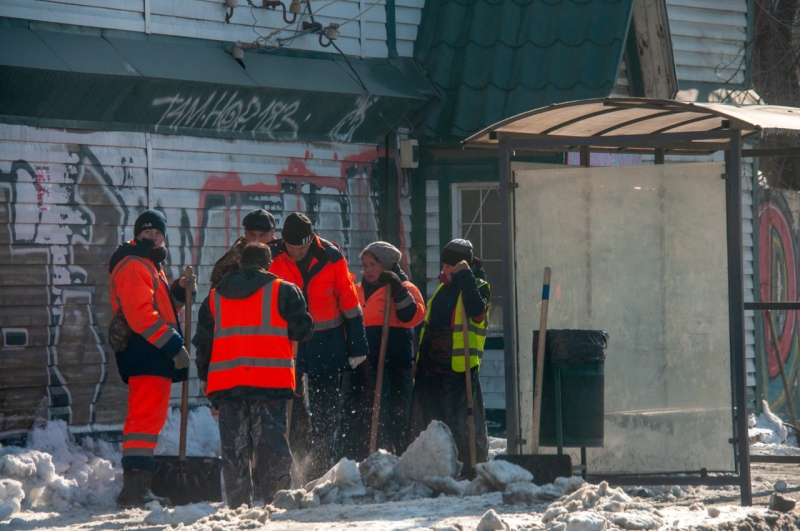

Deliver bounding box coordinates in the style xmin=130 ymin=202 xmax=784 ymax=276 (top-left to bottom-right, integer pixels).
xmin=153 ymin=328 xmax=178 ymax=349
xmin=122 ymin=447 xmax=155 ymax=457
xmin=122 ymin=433 xmax=159 ymax=443
xmin=210 ymin=357 xmax=294 ymax=372
xmin=213 ymin=283 xmax=285 ymax=337
xmin=341 ymin=305 xmax=362 ymax=319
xmin=315 ymin=315 xmax=343 ymax=331
xmin=395 ymin=293 xmax=414 ymax=310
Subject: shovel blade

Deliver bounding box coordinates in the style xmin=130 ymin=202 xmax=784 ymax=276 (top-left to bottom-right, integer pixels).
xmin=152 ymin=456 xmax=222 ymax=506
xmin=496 ymin=454 xmax=573 ymax=485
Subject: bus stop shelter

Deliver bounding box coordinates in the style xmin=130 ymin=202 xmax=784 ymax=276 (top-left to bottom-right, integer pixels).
xmin=463 ymin=97 xmax=800 ymax=505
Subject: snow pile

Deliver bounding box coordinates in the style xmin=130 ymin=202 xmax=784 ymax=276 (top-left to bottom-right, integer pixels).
xmin=0 ymin=420 xmax=121 ymax=519
xmin=749 ymin=399 xmax=789 ymax=445
xmin=155 ymin=406 xmax=221 ymax=457
xmin=541 ymin=480 xmax=666 ymax=531
xmin=268 ymin=420 xmax=586 ymax=513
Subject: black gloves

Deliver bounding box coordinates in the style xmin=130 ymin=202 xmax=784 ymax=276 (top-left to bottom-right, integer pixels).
xmin=378 ymin=271 xmax=404 ymax=296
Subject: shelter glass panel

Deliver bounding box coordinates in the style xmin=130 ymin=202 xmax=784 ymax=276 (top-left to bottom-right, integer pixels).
xmin=513 ymin=162 xmax=735 ymax=473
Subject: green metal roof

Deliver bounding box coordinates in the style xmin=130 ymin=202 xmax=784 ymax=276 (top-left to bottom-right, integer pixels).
xmin=413 ymin=0 xmax=635 ymax=142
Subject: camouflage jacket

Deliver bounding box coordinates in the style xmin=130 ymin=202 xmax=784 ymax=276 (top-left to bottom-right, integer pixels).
xmin=210 ymin=236 xmax=247 ymax=290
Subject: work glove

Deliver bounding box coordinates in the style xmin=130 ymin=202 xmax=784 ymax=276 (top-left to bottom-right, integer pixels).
xmin=200 ymin=381 xmax=207 ymax=396
xmin=174 ymin=346 xmax=191 ymax=370
xmin=180 ymin=274 xmax=198 ymax=293
xmin=348 ymin=355 xmax=366 ymax=369
xmin=452 ymin=260 xmax=470 ymax=274
xmin=378 ymin=271 xmax=404 ymax=296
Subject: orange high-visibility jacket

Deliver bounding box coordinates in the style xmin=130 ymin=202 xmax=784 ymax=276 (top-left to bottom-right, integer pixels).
xmin=269 ymin=235 xmax=362 ymax=330
xmin=110 ymin=246 xmax=182 ymax=352
xmin=356 ymin=282 xmax=426 ymax=329
xmin=206 ymin=278 xmax=295 ymax=394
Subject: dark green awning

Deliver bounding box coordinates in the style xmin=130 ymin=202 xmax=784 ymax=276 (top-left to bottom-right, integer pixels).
xmin=0 ymin=20 xmax=434 ymax=144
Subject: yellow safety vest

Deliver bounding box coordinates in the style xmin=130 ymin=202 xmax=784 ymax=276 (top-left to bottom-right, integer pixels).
xmin=419 ymin=279 xmax=490 ymax=372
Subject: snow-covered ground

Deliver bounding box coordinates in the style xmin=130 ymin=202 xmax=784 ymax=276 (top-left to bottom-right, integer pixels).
xmin=1 ymin=403 xmax=798 ymax=531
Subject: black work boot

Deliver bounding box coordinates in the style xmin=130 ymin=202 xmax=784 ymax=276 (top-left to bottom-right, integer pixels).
xmin=116 ymin=468 xmax=153 ymax=508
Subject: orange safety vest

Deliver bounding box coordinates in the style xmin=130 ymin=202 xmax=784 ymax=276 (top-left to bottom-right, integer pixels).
xmin=356 ymin=282 xmax=426 ymax=329
xmin=207 ymin=279 xmax=295 ymax=394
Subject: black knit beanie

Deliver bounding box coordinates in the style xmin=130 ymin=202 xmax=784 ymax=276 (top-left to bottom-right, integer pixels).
xmin=441 ymin=238 xmax=473 ymax=266
xmin=243 ymin=209 xmax=275 ymax=232
xmin=282 ymin=212 xmax=314 ymax=245
xmin=134 ymin=209 xmax=167 ymax=237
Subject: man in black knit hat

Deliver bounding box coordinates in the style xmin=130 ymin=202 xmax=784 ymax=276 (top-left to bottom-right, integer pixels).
xmin=209 ymin=209 xmax=277 ymax=289
xmin=269 ymin=213 xmax=369 ymax=482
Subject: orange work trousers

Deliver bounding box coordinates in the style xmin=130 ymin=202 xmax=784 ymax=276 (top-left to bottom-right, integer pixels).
xmin=121 ymin=375 xmax=172 ymax=469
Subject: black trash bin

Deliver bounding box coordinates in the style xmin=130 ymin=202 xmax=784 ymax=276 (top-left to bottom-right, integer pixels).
xmin=532 ymin=330 xmax=608 ymax=449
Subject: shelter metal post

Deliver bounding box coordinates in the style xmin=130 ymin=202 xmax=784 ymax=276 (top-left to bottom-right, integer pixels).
xmin=725 ymin=130 xmax=752 ymax=505
xmin=500 ymin=142 xmax=521 ymax=453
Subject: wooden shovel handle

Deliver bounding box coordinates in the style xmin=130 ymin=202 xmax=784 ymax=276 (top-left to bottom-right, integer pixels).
xmin=179 ymin=266 xmax=193 ymax=461
xmin=462 ymin=304 xmax=477 ymax=470
xmin=369 ymin=292 xmax=393 ymax=454
xmin=531 ymin=267 xmax=551 ymax=454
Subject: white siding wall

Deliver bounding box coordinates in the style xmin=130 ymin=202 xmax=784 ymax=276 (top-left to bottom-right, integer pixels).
xmin=666 ymin=0 xmax=747 ymax=86
xmin=610 ymin=57 xmax=631 ymax=97
xmin=0 ymin=0 xmax=422 ymax=58
xmin=0 ymin=123 xmax=380 ymax=437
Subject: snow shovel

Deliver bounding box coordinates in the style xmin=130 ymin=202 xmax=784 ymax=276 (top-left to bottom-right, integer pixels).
xmin=152 ymin=266 xmax=222 ymax=506
xmin=368 ymin=293 xmax=393 ymax=454
xmin=497 ymin=267 xmax=571 ymax=484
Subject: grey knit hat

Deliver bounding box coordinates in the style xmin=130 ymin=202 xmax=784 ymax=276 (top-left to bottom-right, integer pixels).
xmin=441 ymin=238 xmax=473 ymax=266
xmin=360 ymin=241 xmax=402 ymax=269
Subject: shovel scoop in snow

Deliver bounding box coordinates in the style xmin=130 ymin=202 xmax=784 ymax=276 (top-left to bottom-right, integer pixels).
xmin=150 ymin=266 xmax=222 ymax=506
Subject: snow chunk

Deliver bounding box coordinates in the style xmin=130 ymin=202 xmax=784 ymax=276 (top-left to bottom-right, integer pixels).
xmin=502 ymin=481 xmax=541 ymax=505
xmin=476 ymin=459 xmax=533 ymax=491
xmin=145 ymin=501 xmax=216 ymax=526
xmin=272 ymin=489 xmax=304 ymax=510
xmin=464 ymin=476 xmax=496 ymax=497
xmin=610 ymin=512 xmax=664 ymax=530
xmin=477 ymin=508 xmax=509 ymax=531
xmin=420 ymin=475 xmax=466 ymax=497
xmin=394 ymin=421 xmax=461 ymax=483
xmin=358 ymin=450 xmax=398 ymax=489
xmin=564 ymin=511 xmax=607 ymax=531
xmin=0 ymin=479 xmax=24 ymax=521
xmin=748 ymin=400 xmax=788 ymax=445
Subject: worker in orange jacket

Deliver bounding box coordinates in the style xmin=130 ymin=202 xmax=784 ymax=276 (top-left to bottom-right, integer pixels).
xmin=108 ymin=209 xmax=195 ymax=508
xmin=269 ymin=213 xmax=369 ymax=481
xmin=193 ymin=242 xmax=313 ymax=507
xmin=353 ymin=241 xmax=426 ymax=458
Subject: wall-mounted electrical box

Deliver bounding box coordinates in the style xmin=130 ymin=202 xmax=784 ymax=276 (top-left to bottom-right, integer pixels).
xmin=399 ymin=139 xmax=419 ymax=169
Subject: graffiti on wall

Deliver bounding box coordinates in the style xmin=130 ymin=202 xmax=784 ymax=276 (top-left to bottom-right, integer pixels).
xmin=0 ymin=145 xmax=135 ymax=433
xmin=0 ymin=137 xmax=382 ymax=436
xmin=757 ymin=190 xmax=800 ymax=419
xmin=152 ymin=92 xmax=375 ymax=144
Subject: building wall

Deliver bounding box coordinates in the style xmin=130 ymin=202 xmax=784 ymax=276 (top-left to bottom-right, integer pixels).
xmin=0 ymin=0 xmax=422 ymax=58
xmin=666 ymin=0 xmax=748 ymax=86
xmin=755 ymin=187 xmax=800 ymax=418
xmin=0 ymin=124 xmax=380 ymax=438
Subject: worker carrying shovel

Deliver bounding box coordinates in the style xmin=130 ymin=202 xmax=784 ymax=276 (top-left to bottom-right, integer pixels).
xmin=408 ymin=239 xmax=491 ymax=479
xmin=193 ymin=242 xmax=314 ymax=507
xmin=348 ymin=242 xmax=426 ymax=459
xmin=108 ymin=209 xmax=196 ymax=508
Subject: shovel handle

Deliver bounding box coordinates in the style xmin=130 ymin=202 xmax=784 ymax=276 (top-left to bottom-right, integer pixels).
xmin=179 ymin=266 xmax=193 ymax=461
xmin=462 ymin=304 xmax=477 ymax=470
xmin=369 ymin=291 xmax=393 ymax=454
xmin=531 ymin=267 xmax=551 ymax=454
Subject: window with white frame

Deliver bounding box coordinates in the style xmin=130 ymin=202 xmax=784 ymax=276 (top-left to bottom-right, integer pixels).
xmin=452 ymin=183 xmax=503 ymax=335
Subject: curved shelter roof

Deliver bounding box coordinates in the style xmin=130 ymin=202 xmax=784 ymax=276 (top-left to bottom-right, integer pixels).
xmin=463 ymin=98 xmax=800 ymax=154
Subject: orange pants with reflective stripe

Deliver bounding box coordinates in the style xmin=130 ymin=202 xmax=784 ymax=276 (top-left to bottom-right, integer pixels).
xmin=121 ymin=375 xmax=172 ymax=470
